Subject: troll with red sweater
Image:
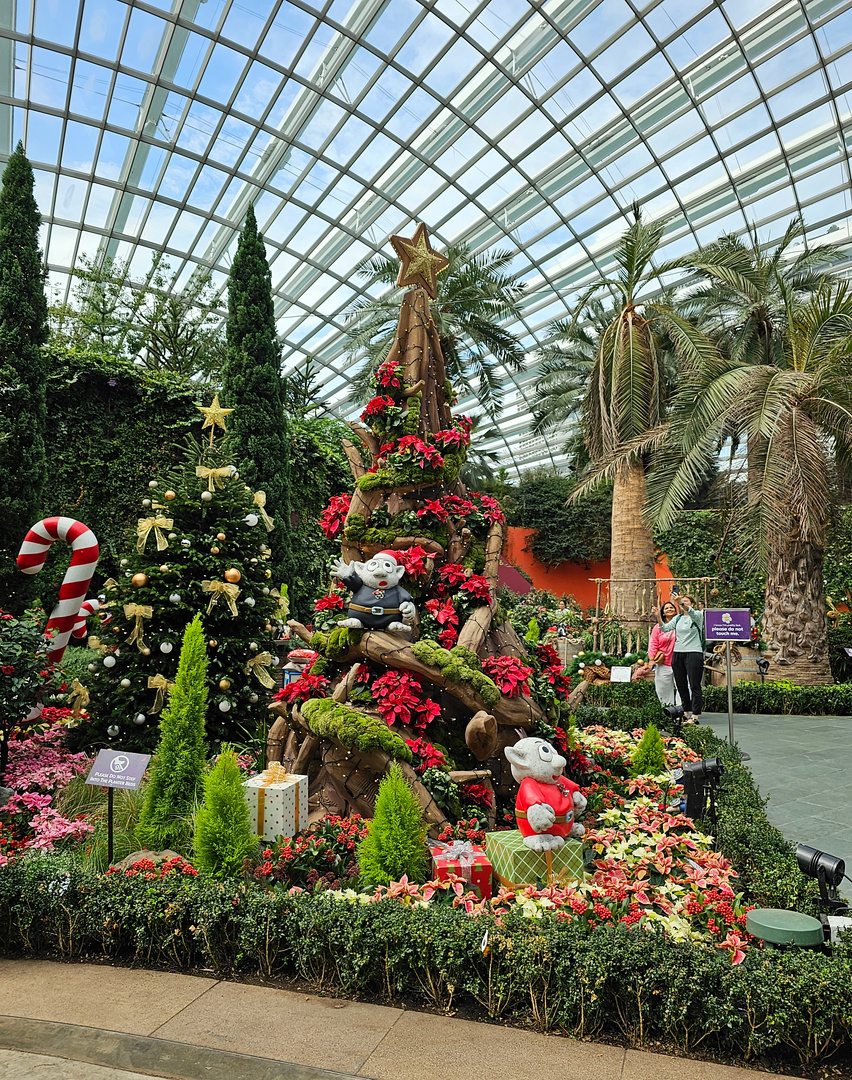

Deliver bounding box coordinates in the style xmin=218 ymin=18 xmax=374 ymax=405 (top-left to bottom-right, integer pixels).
xmin=505 ymin=737 xmax=588 ymax=852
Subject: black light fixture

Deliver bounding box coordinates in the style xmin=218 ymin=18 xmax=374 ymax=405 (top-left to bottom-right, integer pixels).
xmin=679 ymin=757 xmax=725 ymax=823
xmin=756 ymin=657 xmax=770 ymax=683
xmin=796 ymin=844 xmax=847 ymax=912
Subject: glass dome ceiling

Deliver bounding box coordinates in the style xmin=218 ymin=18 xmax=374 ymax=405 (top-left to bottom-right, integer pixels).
xmin=5 ymin=0 xmax=852 ymax=475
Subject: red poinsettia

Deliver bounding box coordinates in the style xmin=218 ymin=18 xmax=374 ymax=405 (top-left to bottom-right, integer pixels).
xmin=361 ymin=395 xmax=395 ymax=420
xmin=416 ymin=498 xmax=450 ymax=522
xmin=474 ymin=493 xmax=506 ymax=525
xmin=459 ymin=575 xmax=491 ymax=601
xmin=371 ymin=671 xmax=423 ymax=726
xmin=319 ymin=493 xmax=351 ymax=538
xmin=442 ymin=495 xmax=475 ymax=516
xmin=412 ymin=698 xmax=441 ymax=730
xmin=405 ymin=737 xmax=447 ymax=772
xmin=314 ymin=592 xmax=344 ymax=612
xmin=438 ymin=563 xmax=467 ymax=586
xmin=432 ymin=428 xmax=469 ymax=449
xmin=396 ymin=545 xmax=431 ymax=578
xmin=272 ymin=674 xmax=331 ymax=704
xmin=376 ymin=357 xmax=402 ymax=389
xmin=462 ymin=781 xmax=493 ymax=809
xmin=424 ymin=598 xmax=458 ymax=626
xmin=437 ymin=624 xmax=458 ymax=648
xmin=481 ymin=655 xmax=534 ymax=697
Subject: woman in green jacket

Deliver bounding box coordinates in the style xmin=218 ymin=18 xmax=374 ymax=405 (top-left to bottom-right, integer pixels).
xmin=652 ymin=595 xmax=705 ymax=722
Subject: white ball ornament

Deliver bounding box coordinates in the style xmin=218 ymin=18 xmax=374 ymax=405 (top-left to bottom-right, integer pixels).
xmin=107 ymin=725 xmax=120 ymax=737
xmin=160 ymin=642 xmax=173 ymax=654
xmin=244 ymin=596 xmax=255 ymax=607
xmin=262 ymin=587 xmax=270 ymax=595
xmin=103 ymin=655 xmax=116 ymax=668
xmin=201 ymin=490 xmax=213 ymax=502
xmin=169 ymin=593 xmax=181 ymax=604
xmin=142 ymin=498 xmax=151 ymax=507
xmin=168 ymin=532 xmax=177 ymax=540
xmin=181 ymin=539 xmax=191 ymax=548
xmin=218 ymin=700 xmax=231 ymax=713
xmin=249 ymin=694 xmax=258 ymax=704
xmin=87 ymin=663 xmax=97 ymax=672
xmin=578 ymin=662 xmax=585 ymax=670
xmin=134 ymin=713 xmax=146 ymax=725
xmin=249 ymin=642 xmax=259 ymax=651
xmin=148 ymin=481 xmax=158 ymax=489
xmin=594 ymin=658 xmax=602 ymax=665
xmin=120 ymin=559 xmax=129 ymax=568
xmin=244 ymin=513 xmax=259 ymax=527
xmin=120 ymin=678 xmax=131 ymax=688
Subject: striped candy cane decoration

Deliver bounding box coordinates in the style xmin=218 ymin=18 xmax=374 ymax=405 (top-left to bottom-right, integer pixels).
xmin=71 ymin=598 xmax=100 ymax=639
xmin=17 ymin=517 xmax=100 ymax=664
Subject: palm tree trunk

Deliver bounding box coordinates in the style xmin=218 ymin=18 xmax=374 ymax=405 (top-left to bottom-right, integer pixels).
xmin=747 ymin=433 xmax=767 ymax=505
xmin=763 ymin=529 xmax=833 ymax=686
xmin=609 ymin=459 xmax=657 ymax=625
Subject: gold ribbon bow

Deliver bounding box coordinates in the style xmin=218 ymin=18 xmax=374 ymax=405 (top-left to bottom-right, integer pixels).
xmin=270 ymin=584 xmax=290 ymax=622
xmin=245 ymin=651 xmax=275 ymax=689
xmin=124 ymin=603 xmax=153 ymax=650
xmin=201 ymin=579 xmax=240 ymax=616
xmin=196 ymin=465 xmax=233 ymax=492
xmin=253 ymin=490 xmax=275 ymax=532
xmin=101 ymin=578 xmax=119 ymax=591
xmin=136 ymin=515 xmax=174 ymax=554
xmin=87 ymin=635 xmax=108 ymax=655
xmin=255 ymin=763 xmax=300 ymax=837
xmin=147 ymin=673 xmax=175 ymax=714
xmin=68 ymin=679 xmax=90 ymax=716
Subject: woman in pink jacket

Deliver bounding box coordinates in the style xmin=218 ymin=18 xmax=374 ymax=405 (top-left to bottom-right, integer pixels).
xmin=649 ymin=600 xmax=680 ymax=708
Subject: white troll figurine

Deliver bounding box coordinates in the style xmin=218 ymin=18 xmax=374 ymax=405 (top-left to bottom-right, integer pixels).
xmin=504 ymin=737 xmax=588 ymax=851
xmin=330 ymin=551 xmax=416 ymax=634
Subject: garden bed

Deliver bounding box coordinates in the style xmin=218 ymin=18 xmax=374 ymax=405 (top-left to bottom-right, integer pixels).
xmin=581 ymin=678 xmax=852 ymax=717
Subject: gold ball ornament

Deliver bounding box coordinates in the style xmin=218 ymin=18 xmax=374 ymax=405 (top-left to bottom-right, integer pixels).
xmin=141 ymin=647 xmax=151 ymax=656
xmin=250 ymin=558 xmax=258 ymax=564
xmin=210 ymin=546 xmax=220 ymax=555
xmin=219 ymin=678 xmax=231 ymax=690
xmin=217 ymin=532 xmax=226 ymax=541
xmin=224 ymin=568 xmax=241 ymax=583
xmin=265 ymin=569 xmax=271 ymax=578
xmin=159 ymin=564 xmax=170 ymax=573
xmin=208 ymin=639 xmax=218 ymax=649
xmin=131 ymin=573 xmax=149 ymax=588
xmin=164 ymin=490 xmax=176 ymax=501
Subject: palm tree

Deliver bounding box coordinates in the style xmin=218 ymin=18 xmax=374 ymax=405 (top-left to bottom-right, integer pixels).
xmin=684 ymin=219 xmax=838 ymax=501
xmin=648 ymin=280 xmax=852 ymax=684
xmin=344 ymin=243 xmax=526 ymax=417
xmin=532 ymin=208 xmax=715 ymax=624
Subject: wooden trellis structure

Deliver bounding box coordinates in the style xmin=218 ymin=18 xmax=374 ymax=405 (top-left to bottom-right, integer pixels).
xmin=589 ymin=576 xmax=720 ymax=653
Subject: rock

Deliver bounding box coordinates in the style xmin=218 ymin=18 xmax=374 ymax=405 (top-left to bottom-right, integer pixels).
xmin=114 ymin=848 xmax=185 ymax=870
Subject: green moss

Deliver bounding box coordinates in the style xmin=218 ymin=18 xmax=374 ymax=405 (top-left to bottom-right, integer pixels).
xmin=344 ymin=513 xmax=366 ymax=540
xmin=411 ymin=639 xmax=500 ymax=707
xmin=403 ymin=392 xmax=421 ymax=436
xmin=308 ymin=657 xmax=331 ymax=676
xmin=301 ymin=698 xmax=412 ymax=763
xmin=310 ymin=631 xmax=328 ymax=653
xmin=450 ymin=645 xmax=480 ymax=669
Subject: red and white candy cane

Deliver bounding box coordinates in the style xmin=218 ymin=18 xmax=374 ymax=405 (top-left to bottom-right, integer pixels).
xmin=17 ymin=517 xmax=100 ymax=664
xmin=72 ymin=598 xmax=100 ymax=639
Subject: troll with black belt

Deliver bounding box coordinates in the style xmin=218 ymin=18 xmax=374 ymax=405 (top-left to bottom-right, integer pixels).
xmin=330 ymin=552 xmax=416 ymax=634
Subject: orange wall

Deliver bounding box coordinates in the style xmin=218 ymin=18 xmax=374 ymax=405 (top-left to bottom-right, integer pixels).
xmin=503 ymin=527 xmax=672 ymax=609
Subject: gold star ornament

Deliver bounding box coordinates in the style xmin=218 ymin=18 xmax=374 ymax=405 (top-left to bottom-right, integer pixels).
xmin=196 ymin=394 xmax=234 ymax=444
xmin=390 ymin=223 xmax=449 ymax=300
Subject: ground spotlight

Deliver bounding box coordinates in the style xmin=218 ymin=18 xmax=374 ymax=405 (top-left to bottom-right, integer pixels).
xmin=663 ymin=704 xmax=685 ymax=732
xmin=679 ymin=758 xmax=725 ymax=824
xmin=796 ymin=844 xmax=847 ymax=912
xmin=756 ymin=657 xmax=770 ymax=683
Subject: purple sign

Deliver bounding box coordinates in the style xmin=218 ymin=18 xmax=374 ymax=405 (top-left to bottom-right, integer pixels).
xmin=86 ymin=749 xmax=151 ymax=791
xmin=705 ymin=608 xmax=751 ymax=642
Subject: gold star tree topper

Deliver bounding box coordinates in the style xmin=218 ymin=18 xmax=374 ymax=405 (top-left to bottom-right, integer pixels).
xmin=389 ymin=223 xmax=449 ymax=300
xmin=196 ymin=394 xmax=234 ymax=444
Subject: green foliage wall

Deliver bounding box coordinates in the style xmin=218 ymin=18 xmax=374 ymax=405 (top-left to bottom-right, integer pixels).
xmin=505 ymin=472 xmax=612 ymax=565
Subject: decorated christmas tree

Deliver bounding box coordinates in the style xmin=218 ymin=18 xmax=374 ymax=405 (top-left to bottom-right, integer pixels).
xmin=269 ymin=225 xmax=573 ymax=828
xmin=72 ymin=397 xmax=283 ymax=753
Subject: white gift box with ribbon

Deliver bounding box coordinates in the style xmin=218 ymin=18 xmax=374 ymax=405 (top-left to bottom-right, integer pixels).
xmin=242 ymin=763 xmax=308 ymax=840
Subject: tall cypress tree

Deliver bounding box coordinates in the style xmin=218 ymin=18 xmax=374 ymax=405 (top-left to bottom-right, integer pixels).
xmin=0 ymin=143 xmax=49 ymax=613
xmin=221 ymin=205 xmax=296 ymax=608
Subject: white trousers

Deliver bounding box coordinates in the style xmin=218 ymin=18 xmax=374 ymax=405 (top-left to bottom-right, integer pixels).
xmin=654 ymin=664 xmax=681 ymax=707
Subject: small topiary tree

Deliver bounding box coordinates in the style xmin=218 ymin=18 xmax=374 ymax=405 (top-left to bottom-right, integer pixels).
xmin=630 ymin=722 xmax=667 ymax=777
xmin=136 ymin=614 xmax=208 ymax=853
xmin=357 ymin=762 xmax=428 ymax=888
xmin=193 ymin=745 xmax=258 ymax=878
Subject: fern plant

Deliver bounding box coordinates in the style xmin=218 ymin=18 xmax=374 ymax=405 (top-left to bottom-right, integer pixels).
xmin=193 ymin=745 xmax=258 ymax=878
xmin=630 ymin=723 xmax=667 ymax=777
xmin=358 ymin=762 xmax=428 ymax=888
xmin=136 ymin=615 xmax=208 ymax=854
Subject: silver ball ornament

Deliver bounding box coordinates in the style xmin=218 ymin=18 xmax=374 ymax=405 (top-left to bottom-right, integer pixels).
xmin=244 ymin=513 xmax=259 ymax=527
xmin=181 ymin=539 xmax=191 ymax=548
xmin=103 ymin=655 xmax=116 ymax=668
xmin=87 ymin=663 xmax=97 ymax=672
xmin=133 ymin=713 xmax=146 ymax=725
xmin=107 ymin=725 xmax=120 ymax=737
xmin=168 ymin=532 xmax=177 ymax=540
xmin=159 ymin=642 xmax=173 ymax=654
xmin=262 ymin=587 xmax=270 ymax=595
xmin=244 ymin=596 xmax=255 ymax=607
xmin=249 ymin=694 xmax=258 ymax=703
xmin=201 ymin=490 xmax=213 ymax=502
xmin=120 ymin=559 xmax=129 ymax=568
xmin=249 ymin=642 xmax=259 ymax=651
xmin=169 ymin=593 xmax=181 ymax=604
xmin=120 ymin=678 xmax=131 ymax=688
xmin=148 ymin=480 xmax=158 ymax=489
xmin=218 ymin=700 xmax=231 ymax=713
xmin=142 ymin=498 xmax=151 ymax=507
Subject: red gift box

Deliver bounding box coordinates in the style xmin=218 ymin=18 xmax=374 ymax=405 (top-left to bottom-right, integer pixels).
xmin=429 ymin=841 xmax=492 ymax=899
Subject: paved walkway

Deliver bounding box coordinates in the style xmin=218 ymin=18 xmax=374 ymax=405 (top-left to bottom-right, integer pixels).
xmin=705 ymin=711 xmax=852 ymax=873
xmin=0 ymin=959 xmax=802 ymax=1080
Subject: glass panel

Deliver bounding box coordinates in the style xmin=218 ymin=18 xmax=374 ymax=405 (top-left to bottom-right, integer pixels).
xmin=395 ymin=12 xmax=455 ymax=75
xmin=69 ymin=59 xmax=111 ymax=121
xmin=79 ymin=0 xmax=126 ymax=62
xmin=30 ymin=47 xmax=71 ymax=109
xmin=258 ymin=2 xmax=317 ymax=68
xmin=108 ymin=74 xmax=147 ymax=130
xmin=121 ymin=8 xmax=167 ymax=74
xmin=222 ymin=0 xmax=274 ymax=49
xmin=569 ymin=0 xmax=633 ymax=54
xmin=55 ymin=174 xmax=86 ymax=219
xmin=197 ymin=43 xmax=248 ymax=102
xmin=594 ymin=23 xmax=655 ymax=83
xmin=234 ymin=61 xmax=282 ymax=121
xmin=84 ymin=182 xmax=115 ymax=229
xmin=34 ymin=0 xmax=80 ymax=47
xmin=665 ymin=9 xmax=730 ymax=68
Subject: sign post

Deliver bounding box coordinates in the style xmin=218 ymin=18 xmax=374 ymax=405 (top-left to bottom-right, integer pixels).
xmin=704 ymin=609 xmax=750 ymax=750
xmin=85 ymin=750 xmax=151 ymax=865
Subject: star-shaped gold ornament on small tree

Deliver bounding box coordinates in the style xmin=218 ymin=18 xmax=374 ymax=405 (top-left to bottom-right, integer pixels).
xmin=389 ymin=223 xmax=449 ymax=300
xmin=196 ymin=394 xmax=234 ymax=445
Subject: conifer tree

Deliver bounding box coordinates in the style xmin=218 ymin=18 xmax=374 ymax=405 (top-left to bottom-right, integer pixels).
xmin=630 ymin=723 xmax=667 ymax=777
xmin=194 ymin=745 xmax=258 ymax=877
xmin=136 ymin=615 xmax=209 ymax=853
xmin=357 ymin=763 xmax=428 ymax=888
xmin=0 ymin=142 xmax=49 ymax=612
xmin=74 ymin=402 xmax=280 ymax=754
xmin=222 ymin=205 xmax=296 ymax=608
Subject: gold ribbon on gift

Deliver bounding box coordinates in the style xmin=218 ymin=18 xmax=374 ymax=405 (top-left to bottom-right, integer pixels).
xmin=245 ymin=651 xmax=275 ymax=689
xmin=255 ymin=763 xmax=300 ymax=837
xmin=124 ymin=603 xmax=153 ymax=651
xmin=253 ymin=490 xmax=275 ymax=532
xmin=147 ymin=673 xmax=175 ymax=714
xmin=68 ymin=679 xmax=90 ymax=716
xmin=136 ymin=515 xmax=174 ymax=554
xmin=201 ymin=579 xmax=240 ymax=616
xmin=196 ymin=465 xmax=233 ymax=492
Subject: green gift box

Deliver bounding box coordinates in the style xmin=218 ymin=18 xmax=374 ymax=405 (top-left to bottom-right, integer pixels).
xmin=486 ymin=830 xmax=584 ymax=889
